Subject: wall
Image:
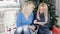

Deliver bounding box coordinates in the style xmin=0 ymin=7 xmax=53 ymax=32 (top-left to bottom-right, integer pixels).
xmin=55 ymin=0 xmax=60 ymax=26
xmin=0 ymin=1 xmax=20 ymax=34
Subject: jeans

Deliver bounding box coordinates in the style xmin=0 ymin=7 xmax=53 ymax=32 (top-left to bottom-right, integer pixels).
xmin=14 ymin=25 xmax=30 ymax=34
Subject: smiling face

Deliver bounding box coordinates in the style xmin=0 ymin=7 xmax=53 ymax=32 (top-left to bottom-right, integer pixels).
xmin=27 ymin=4 xmax=35 ymax=13
xmin=37 ymin=3 xmax=48 ymax=22
xmin=39 ymin=6 xmax=45 ymax=14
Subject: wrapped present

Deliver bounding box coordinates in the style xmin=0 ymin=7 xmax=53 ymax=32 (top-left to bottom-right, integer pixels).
xmin=52 ymin=27 xmax=60 ymax=34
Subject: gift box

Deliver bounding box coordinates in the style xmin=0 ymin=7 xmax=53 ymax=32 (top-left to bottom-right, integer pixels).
xmin=52 ymin=27 xmax=60 ymax=34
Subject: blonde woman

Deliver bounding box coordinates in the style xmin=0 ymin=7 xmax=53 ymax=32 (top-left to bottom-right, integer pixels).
xmin=15 ymin=1 xmax=36 ymax=34
xmin=34 ymin=3 xmax=50 ymax=34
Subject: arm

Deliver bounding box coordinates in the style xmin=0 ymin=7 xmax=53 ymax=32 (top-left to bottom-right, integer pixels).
xmin=16 ymin=12 xmax=22 ymax=27
xmin=34 ymin=15 xmax=50 ymax=26
xmin=34 ymin=20 xmax=47 ymax=26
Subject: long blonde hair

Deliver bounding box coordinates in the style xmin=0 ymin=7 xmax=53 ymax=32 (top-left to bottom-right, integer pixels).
xmin=21 ymin=1 xmax=35 ymax=20
xmin=37 ymin=3 xmax=48 ymax=23
xmin=22 ymin=1 xmax=34 ymax=12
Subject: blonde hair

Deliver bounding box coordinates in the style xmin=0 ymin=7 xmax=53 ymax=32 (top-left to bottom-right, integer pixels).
xmin=37 ymin=3 xmax=48 ymax=23
xmin=22 ymin=1 xmax=35 ymax=13
xmin=21 ymin=1 xmax=35 ymax=20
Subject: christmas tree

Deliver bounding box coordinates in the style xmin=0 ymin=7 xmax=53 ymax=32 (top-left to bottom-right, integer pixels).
xmin=28 ymin=0 xmax=58 ymax=30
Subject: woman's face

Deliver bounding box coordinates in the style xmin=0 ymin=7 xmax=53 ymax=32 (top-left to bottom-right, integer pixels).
xmin=39 ymin=6 xmax=44 ymax=14
xmin=27 ymin=4 xmax=35 ymax=12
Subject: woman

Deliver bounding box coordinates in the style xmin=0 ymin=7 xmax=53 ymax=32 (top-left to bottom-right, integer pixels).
xmin=15 ymin=1 xmax=35 ymax=34
xmin=34 ymin=3 xmax=50 ymax=34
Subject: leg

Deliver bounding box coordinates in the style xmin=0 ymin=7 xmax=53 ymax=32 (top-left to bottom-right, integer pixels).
xmin=23 ymin=25 xmax=30 ymax=34
xmin=46 ymin=31 xmax=51 ymax=34
xmin=44 ymin=30 xmax=51 ymax=34
xmin=17 ymin=26 xmax=23 ymax=34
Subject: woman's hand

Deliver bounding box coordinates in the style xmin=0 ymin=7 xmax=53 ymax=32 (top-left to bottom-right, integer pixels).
xmin=34 ymin=20 xmax=37 ymax=24
xmin=29 ymin=25 xmax=36 ymax=31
